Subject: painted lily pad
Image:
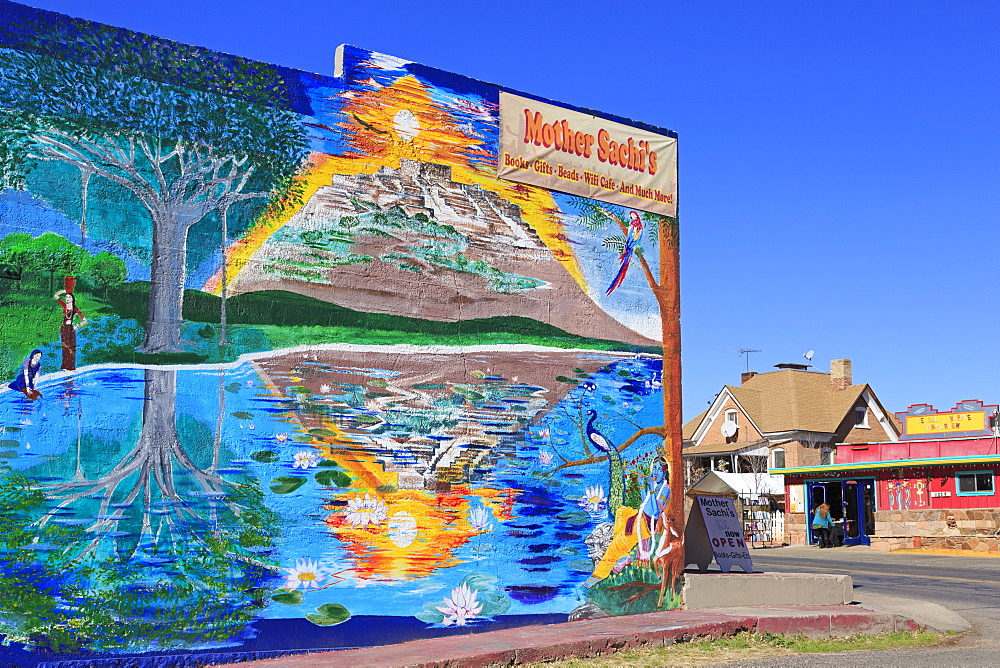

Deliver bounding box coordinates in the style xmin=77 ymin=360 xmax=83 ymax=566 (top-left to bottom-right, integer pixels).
xmin=306 ymin=603 xmax=351 ymax=626
xmin=251 ymin=450 xmax=280 ymax=463
xmin=231 ymin=411 xmax=253 ymax=420
xmin=225 ymin=382 xmax=242 ymax=393
xmin=308 ymin=428 xmax=338 ymax=438
xmin=0 ymin=440 xmax=19 ymax=449
xmin=271 ymin=589 xmax=303 ymax=605
xmin=557 ymin=510 xmax=591 ymax=526
xmin=0 ymin=450 xmax=17 ymax=459
xmin=315 ymin=470 xmax=352 ymax=488
xmin=270 ymin=476 xmax=307 ymax=494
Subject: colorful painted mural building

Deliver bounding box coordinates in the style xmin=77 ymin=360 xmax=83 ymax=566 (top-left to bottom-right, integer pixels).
xmin=0 ymin=0 xmax=682 ymax=661
xmin=774 ymin=400 xmax=1000 ymax=552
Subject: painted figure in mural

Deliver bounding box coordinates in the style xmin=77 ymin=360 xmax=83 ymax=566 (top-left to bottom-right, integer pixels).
xmin=54 ymin=282 xmax=87 ymax=371
xmin=585 ymin=409 xmax=625 ymax=515
xmin=8 ymin=349 xmax=43 ymax=400
xmin=636 ymin=456 xmax=670 ymax=560
xmin=605 ymin=211 xmax=643 ymax=296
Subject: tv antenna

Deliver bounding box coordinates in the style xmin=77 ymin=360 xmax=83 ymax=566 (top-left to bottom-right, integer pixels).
xmin=734 ymin=348 xmax=762 ymax=372
xmin=803 ymin=350 xmax=815 ymax=363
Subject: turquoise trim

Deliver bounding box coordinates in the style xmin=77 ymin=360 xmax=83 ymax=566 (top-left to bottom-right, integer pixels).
xmin=955 ymin=470 xmax=995 ymax=497
xmin=770 ymin=454 xmax=1000 ymax=476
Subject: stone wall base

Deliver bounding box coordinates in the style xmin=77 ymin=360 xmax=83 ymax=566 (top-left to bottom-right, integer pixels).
xmin=871 ymin=507 xmax=1000 ymax=552
xmin=872 ymin=535 xmax=1000 ymax=553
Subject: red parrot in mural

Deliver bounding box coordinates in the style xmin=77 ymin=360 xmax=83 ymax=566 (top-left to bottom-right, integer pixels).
xmin=605 ymin=211 xmax=643 ymax=296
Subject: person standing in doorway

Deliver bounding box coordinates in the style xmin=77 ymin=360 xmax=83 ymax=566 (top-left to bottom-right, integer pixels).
xmin=812 ymin=503 xmax=834 ymax=548
xmin=54 ymin=278 xmax=87 ymax=371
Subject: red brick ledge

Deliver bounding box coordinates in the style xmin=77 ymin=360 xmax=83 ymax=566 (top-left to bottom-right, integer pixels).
xmin=212 ymin=606 xmax=921 ymax=668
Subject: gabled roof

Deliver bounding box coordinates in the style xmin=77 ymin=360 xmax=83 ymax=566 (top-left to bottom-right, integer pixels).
xmin=728 ymin=370 xmax=866 ymax=434
xmin=683 ymin=408 xmax=709 ymax=441
xmin=683 ymin=369 xmax=899 ymax=445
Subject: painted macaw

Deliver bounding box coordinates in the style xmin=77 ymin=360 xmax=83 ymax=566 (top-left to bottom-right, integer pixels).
xmin=605 ymin=211 xmax=643 ymax=296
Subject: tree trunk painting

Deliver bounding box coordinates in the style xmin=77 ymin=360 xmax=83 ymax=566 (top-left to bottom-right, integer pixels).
xmin=0 ymin=368 xmax=281 ymax=651
xmin=570 ymin=204 xmax=684 ymax=610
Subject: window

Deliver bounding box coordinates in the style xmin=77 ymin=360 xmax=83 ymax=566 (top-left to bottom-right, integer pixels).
xmin=956 ymin=471 xmax=994 ymax=496
xmin=821 ymin=448 xmax=834 ymax=466
xmin=854 ymin=407 xmax=869 ymax=428
xmin=726 ymin=410 xmax=738 ymax=424
xmin=772 ymin=448 xmax=785 ymax=469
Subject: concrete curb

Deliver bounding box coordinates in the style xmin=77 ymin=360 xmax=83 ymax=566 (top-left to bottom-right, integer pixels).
xmin=853 ymin=595 xmax=972 ymax=633
xmin=213 ymin=606 xmax=924 ymax=668
xmin=684 ymin=573 xmax=853 ymax=608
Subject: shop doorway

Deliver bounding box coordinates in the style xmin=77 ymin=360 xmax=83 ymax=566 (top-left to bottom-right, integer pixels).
xmin=807 ymin=478 xmax=876 ymax=546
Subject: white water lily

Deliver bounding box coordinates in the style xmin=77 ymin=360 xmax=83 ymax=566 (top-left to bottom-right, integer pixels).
xmin=538 ymin=450 xmax=554 ymax=466
xmin=293 ymin=449 xmax=321 ymax=469
xmin=275 ymin=433 xmax=289 ymax=442
xmin=320 ymin=384 xmax=332 ymax=394
xmin=345 ymin=493 xmax=389 ymax=528
xmin=436 ymin=582 xmax=482 ymax=626
xmin=282 ymin=558 xmax=328 ymax=590
xmin=468 ymin=505 xmax=493 ymax=532
xmin=579 ymin=484 xmax=606 ymax=514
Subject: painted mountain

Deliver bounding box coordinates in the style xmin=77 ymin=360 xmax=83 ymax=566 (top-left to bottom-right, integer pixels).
xmin=229 ymin=158 xmax=658 ymax=346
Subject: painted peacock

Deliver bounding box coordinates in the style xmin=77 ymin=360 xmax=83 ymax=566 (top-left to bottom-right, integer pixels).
xmin=585 ymin=409 xmax=624 ymax=516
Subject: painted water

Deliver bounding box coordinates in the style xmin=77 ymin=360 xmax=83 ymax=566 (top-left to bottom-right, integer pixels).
xmin=0 ymin=346 xmax=663 ymax=656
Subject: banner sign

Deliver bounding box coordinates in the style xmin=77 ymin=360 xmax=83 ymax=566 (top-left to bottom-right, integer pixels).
xmin=696 ymin=496 xmax=753 ymax=573
xmin=498 ymin=91 xmax=677 ymax=216
xmin=906 ymin=411 xmax=985 ymax=436
xmin=896 ymin=400 xmax=997 ymax=440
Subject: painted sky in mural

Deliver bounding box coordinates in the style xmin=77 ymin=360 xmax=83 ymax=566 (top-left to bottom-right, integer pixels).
xmin=0 ymin=1 xmax=679 ymax=661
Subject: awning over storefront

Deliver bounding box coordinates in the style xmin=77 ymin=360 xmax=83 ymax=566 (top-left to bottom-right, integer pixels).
xmin=771 ymin=453 xmax=1000 ymax=476
xmin=688 ymin=470 xmax=784 ymax=496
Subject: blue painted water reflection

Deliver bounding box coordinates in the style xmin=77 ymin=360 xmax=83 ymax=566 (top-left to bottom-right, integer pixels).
xmin=0 ymin=348 xmax=662 ymax=653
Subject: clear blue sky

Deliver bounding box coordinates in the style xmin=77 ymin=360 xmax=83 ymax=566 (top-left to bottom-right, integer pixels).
xmin=23 ymin=0 xmax=1000 ymax=421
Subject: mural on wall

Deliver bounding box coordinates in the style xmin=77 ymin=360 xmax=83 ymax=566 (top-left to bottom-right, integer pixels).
xmin=0 ymin=1 xmax=681 ymax=660
xmin=882 ymin=475 xmax=930 ymax=510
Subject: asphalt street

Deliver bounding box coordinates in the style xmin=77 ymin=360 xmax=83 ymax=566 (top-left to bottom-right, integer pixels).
xmin=718 ymin=545 xmax=1000 ymax=666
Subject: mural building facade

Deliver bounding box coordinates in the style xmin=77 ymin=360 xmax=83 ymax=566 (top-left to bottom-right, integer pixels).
xmin=0 ymin=1 xmax=681 ymax=661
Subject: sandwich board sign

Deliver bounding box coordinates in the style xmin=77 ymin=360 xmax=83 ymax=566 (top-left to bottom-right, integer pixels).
xmin=689 ymin=496 xmax=753 ymax=573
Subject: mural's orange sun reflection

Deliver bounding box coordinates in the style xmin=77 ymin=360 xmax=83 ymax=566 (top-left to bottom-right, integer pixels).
xmin=324 ymin=486 xmax=518 ymax=582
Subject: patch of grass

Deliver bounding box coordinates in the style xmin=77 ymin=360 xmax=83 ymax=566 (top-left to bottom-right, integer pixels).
xmin=104 ymin=282 xmax=659 ymax=354
xmin=0 ymin=279 xmax=109 ymax=377
xmin=530 ymin=630 xmax=947 ymax=667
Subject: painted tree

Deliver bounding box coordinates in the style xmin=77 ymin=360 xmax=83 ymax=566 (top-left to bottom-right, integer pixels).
xmin=0 ymin=369 xmax=281 ymax=652
xmin=0 ymin=16 xmax=309 ymax=352
xmin=571 ymin=199 xmax=684 ymax=603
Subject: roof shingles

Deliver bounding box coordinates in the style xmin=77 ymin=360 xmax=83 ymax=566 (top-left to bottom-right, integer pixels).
xmin=685 ymin=370 xmax=869 ymax=441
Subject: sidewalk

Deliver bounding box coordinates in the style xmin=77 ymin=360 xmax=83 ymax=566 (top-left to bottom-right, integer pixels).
xmin=216 ymin=604 xmax=925 ymax=668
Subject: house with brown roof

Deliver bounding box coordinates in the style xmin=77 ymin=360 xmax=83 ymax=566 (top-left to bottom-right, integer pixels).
xmin=683 ymin=359 xmax=900 ymax=486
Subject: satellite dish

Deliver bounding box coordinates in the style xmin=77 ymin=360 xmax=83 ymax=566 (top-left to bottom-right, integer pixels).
xmin=721 ymin=422 xmax=738 ymax=438
xmin=803 ymin=350 xmax=815 ymax=362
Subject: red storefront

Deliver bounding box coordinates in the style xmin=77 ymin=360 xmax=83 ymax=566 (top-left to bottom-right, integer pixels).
xmin=773 ymin=400 xmax=1000 ymax=552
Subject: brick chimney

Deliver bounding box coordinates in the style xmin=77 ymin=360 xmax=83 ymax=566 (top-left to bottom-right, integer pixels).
xmin=831 ymin=359 xmax=852 ymax=391
xmin=741 ymin=371 xmax=758 ymax=384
